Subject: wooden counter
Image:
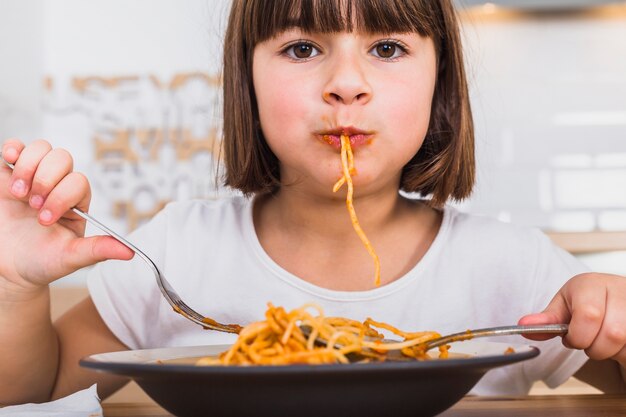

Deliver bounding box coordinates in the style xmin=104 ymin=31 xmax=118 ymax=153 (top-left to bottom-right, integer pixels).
xmin=102 ymin=394 xmax=625 ymax=416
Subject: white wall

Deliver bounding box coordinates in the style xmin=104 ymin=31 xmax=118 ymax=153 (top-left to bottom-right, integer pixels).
xmin=43 ymin=0 xmax=229 ymax=77
xmin=0 ymin=0 xmax=44 ymax=139
xmin=461 ymin=6 xmax=626 ymax=232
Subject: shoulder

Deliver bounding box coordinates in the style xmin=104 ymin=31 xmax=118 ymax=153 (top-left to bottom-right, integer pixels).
xmin=162 ymin=194 xmax=249 ymax=217
xmin=440 ymin=206 xmax=584 ymax=277
xmin=443 ymin=206 xmax=551 ymax=252
xmin=156 ymin=194 xmax=251 ymax=229
xmin=123 ymin=194 xmax=253 ymax=249
xmin=440 ymin=206 xmax=587 ymax=293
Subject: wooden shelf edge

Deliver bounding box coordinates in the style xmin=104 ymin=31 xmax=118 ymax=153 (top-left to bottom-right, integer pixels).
xmin=545 ymin=231 xmax=626 ymax=254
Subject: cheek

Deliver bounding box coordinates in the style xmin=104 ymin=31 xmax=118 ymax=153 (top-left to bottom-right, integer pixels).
xmin=407 ymin=88 xmax=433 ymax=141
xmin=382 ymin=79 xmax=434 ymax=148
xmin=263 ymin=91 xmax=298 ymax=127
xmin=255 ymin=74 xmax=311 ymax=140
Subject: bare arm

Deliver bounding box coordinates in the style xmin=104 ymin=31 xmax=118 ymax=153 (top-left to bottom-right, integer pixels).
xmin=0 ymin=289 xmax=128 ymax=404
xmin=52 ymin=296 xmax=129 ymax=400
xmin=0 ymin=139 xmax=133 ymax=404
xmin=0 ymin=284 xmax=58 ymax=404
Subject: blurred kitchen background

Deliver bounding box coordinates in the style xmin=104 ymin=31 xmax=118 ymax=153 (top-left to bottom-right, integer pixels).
xmin=1 ymin=0 xmax=626 ymax=286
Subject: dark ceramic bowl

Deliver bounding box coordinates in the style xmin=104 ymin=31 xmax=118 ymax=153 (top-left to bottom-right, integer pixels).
xmin=81 ymin=341 xmax=538 ymax=417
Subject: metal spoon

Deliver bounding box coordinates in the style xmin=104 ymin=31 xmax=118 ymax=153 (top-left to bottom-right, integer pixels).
xmin=1 ymin=151 xmax=241 ymax=334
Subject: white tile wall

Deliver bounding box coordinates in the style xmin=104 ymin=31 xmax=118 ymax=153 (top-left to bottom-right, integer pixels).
xmin=461 ymin=5 xmax=626 ymax=232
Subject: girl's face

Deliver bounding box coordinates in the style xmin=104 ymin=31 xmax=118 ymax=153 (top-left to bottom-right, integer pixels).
xmin=253 ymin=29 xmax=437 ymax=197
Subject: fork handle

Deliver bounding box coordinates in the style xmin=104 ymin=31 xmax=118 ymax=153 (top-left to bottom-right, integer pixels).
xmin=424 ymin=324 xmax=569 ymax=350
xmin=69 ymin=207 xmax=149 ymax=260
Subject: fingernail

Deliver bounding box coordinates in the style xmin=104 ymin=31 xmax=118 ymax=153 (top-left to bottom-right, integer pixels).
xmin=11 ymin=179 xmax=27 ymax=197
xmin=30 ymin=195 xmax=44 ymax=209
xmin=3 ymin=147 xmax=17 ymax=161
xmin=39 ymin=209 xmax=53 ymax=223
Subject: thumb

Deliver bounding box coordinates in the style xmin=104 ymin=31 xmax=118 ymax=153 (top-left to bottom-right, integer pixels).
xmin=65 ymin=235 xmax=135 ymax=271
xmin=518 ymin=292 xmax=571 ymax=341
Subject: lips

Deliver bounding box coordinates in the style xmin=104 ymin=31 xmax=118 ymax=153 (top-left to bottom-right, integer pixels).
xmin=317 ymin=126 xmax=375 ymax=149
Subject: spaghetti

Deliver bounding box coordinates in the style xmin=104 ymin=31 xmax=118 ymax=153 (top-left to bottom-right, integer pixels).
xmin=332 ymin=134 xmax=381 ymax=286
xmin=196 ymin=303 xmax=448 ymax=366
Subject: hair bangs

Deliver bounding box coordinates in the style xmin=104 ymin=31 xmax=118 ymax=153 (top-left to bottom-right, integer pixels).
xmin=247 ymin=0 xmax=439 ymax=47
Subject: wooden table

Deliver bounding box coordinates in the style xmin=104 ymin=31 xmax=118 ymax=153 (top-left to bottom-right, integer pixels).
xmin=440 ymin=394 xmax=625 ymax=416
xmin=103 ymin=394 xmax=625 ymax=416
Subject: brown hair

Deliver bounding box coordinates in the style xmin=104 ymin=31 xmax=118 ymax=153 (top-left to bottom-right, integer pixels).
xmin=222 ymin=0 xmax=475 ymax=207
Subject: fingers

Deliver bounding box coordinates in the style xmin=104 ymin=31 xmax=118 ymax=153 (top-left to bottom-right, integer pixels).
xmin=584 ymin=279 xmax=626 ymax=362
xmin=38 ymin=172 xmax=90 ymax=226
xmin=2 ymin=139 xmax=135 ymax=283
xmin=7 ymin=140 xmax=52 ymax=199
xmin=561 ymin=276 xmax=606 ymax=351
xmin=518 ymin=292 xmax=571 ymax=341
xmin=521 ymin=273 xmax=626 ymax=367
xmin=64 ymin=235 xmax=134 ymax=271
xmin=2 ymin=139 xmax=87 ymax=224
xmin=1 ymin=139 xmax=25 ymax=164
xmin=30 ymin=148 xmax=74 ymax=210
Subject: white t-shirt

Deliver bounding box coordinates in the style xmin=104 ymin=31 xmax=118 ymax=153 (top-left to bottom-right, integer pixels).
xmin=88 ymin=196 xmax=588 ymax=395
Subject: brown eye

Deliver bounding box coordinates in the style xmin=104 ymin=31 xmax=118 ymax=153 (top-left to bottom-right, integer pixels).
xmin=292 ymin=43 xmax=315 ymax=59
xmin=375 ymin=43 xmax=396 ymax=59
xmin=284 ymin=42 xmax=319 ymax=60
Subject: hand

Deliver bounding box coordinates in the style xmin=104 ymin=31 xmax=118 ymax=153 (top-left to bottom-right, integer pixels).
xmin=519 ymin=272 xmax=626 ymax=368
xmin=0 ymin=139 xmax=133 ymax=292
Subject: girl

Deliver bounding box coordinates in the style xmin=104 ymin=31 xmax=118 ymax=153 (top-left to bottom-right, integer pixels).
xmin=1 ymin=0 xmax=625 ymax=404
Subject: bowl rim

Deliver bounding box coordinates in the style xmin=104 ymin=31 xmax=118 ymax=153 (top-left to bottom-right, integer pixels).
xmin=80 ymin=340 xmax=540 ymax=377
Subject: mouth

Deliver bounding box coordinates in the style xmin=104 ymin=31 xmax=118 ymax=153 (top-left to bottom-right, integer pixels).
xmin=316 ymin=126 xmax=375 ymax=149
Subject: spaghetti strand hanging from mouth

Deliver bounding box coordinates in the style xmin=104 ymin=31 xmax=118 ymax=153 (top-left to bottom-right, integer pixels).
xmin=332 ymin=134 xmax=381 ymax=286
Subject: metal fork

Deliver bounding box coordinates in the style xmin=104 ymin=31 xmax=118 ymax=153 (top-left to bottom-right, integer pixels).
xmin=302 ymin=323 xmax=568 ymax=358
xmin=413 ymin=323 xmax=569 ymax=352
xmin=1 ymin=152 xmax=240 ymax=334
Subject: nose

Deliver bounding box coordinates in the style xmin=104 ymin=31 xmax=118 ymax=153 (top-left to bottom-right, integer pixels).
xmin=322 ymin=53 xmax=372 ymax=106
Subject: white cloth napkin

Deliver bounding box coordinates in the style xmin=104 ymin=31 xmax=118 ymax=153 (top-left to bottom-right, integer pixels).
xmin=0 ymin=384 xmax=102 ymax=417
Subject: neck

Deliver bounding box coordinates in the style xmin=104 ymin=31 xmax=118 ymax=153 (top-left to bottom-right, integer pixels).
xmin=253 ymin=181 xmax=442 ymax=290
xmin=256 ymin=185 xmax=402 ymax=240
